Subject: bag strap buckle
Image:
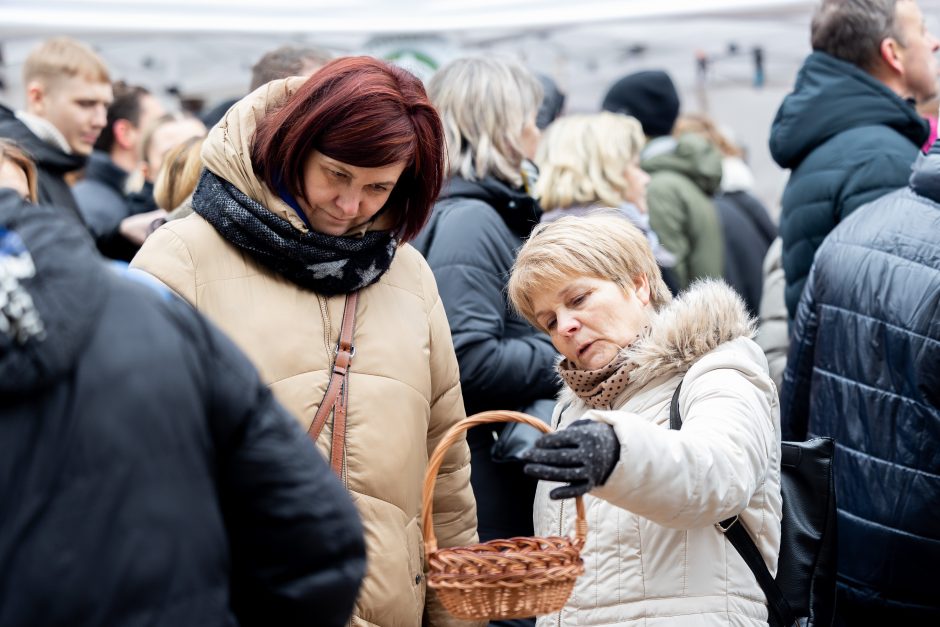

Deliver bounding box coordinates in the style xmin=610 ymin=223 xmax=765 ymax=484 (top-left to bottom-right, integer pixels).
xmin=715 ymin=515 xmax=739 ymax=534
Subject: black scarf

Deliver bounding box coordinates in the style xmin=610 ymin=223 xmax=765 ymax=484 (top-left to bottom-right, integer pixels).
xmin=193 ymin=169 xmax=397 ymax=295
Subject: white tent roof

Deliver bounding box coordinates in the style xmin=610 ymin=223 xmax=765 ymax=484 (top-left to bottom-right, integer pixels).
xmin=1 ymin=0 xmax=812 ymax=35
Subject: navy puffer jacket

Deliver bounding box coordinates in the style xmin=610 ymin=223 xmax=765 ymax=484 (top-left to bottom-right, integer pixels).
xmin=769 ymin=52 xmax=928 ymax=319
xmin=781 ymin=144 xmax=940 ymax=620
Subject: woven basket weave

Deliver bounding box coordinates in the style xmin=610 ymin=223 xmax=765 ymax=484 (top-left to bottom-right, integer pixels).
xmin=421 ymin=411 xmax=587 ymax=620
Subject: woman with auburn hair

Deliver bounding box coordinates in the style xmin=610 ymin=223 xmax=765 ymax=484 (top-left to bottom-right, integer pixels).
xmin=0 ymin=139 xmax=38 ymax=203
xmin=132 ymin=57 xmax=481 ymax=627
xmin=508 ymin=213 xmax=781 ymax=627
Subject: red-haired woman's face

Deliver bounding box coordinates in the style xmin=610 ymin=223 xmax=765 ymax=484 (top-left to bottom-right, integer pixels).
xmin=300 ymin=150 xmax=407 ymax=236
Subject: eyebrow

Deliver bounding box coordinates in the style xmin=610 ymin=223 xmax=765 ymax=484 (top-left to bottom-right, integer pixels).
xmin=322 ymin=159 xmax=398 ymax=187
xmin=533 ymin=284 xmax=579 ymax=319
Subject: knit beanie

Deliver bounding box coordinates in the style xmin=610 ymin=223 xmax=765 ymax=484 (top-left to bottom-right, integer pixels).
xmin=601 ymin=70 xmax=680 ymax=138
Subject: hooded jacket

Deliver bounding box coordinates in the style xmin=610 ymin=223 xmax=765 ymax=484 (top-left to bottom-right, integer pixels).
xmin=769 ymin=52 xmax=928 ymax=319
xmin=0 ymin=104 xmax=86 ymax=224
xmin=131 ymin=79 xmax=480 ymax=627
xmin=535 ymin=281 xmax=782 ymax=627
xmin=781 ymin=142 xmax=940 ymax=621
xmin=643 ymin=134 xmax=725 ymax=290
xmin=0 ymin=189 xmax=366 ymax=627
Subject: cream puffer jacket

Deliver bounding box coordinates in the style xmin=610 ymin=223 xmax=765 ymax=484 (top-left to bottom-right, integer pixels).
xmin=131 ymin=79 xmax=481 ymax=627
xmin=536 ymin=281 xmax=782 ymax=627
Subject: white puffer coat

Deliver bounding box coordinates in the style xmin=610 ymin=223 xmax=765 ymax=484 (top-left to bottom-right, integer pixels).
xmin=535 ymin=281 xmax=782 ymax=626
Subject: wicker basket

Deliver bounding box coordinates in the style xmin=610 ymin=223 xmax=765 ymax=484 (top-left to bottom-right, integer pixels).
xmin=421 ymin=410 xmax=587 ymax=620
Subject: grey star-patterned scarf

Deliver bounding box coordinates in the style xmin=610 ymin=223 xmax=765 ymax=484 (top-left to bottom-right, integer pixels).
xmin=193 ymin=169 xmax=397 ymax=295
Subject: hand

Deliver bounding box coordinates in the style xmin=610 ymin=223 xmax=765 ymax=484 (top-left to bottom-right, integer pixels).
xmin=119 ymin=209 xmax=168 ymax=245
xmin=520 ymin=419 xmax=620 ymax=499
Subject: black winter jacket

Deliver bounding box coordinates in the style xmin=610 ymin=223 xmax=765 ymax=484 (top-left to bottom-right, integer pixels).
xmin=0 ymin=104 xmax=86 ymax=224
xmin=73 ymin=151 xmax=142 ymax=261
xmin=713 ymin=190 xmax=776 ymax=318
xmin=781 ymin=145 xmax=940 ymax=621
xmin=412 ymin=176 xmax=559 ymax=416
xmin=0 ymin=190 xmax=366 ymax=627
xmin=769 ymin=52 xmax=928 ymax=319
xmin=412 ymin=176 xmax=559 ymax=543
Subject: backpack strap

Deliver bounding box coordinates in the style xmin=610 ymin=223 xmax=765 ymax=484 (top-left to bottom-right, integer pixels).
xmin=669 ymin=381 xmax=797 ymax=627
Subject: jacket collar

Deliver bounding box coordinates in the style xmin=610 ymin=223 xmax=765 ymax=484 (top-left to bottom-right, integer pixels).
xmin=438 ymin=175 xmax=542 ymax=237
xmin=84 ymin=151 xmax=130 ymax=195
xmin=909 ymin=140 xmax=940 ymax=203
xmin=0 ymin=104 xmax=87 ymax=174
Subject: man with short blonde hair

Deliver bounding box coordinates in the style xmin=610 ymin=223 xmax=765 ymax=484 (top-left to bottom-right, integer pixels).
xmin=0 ymin=37 xmax=113 ymax=222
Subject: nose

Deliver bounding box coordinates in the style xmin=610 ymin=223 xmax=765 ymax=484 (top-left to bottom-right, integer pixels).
xmin=556 ymin=310 xmax=580 ymax=337
xmin=92 ymin=104 xmax=107 ymax=130
xmin=334 ymin=190 xmax=360 ymax=217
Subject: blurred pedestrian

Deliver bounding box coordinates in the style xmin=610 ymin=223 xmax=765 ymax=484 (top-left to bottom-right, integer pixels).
xmin=602 ymin=70 xmax=724 ymax=289
xmin=0 ymin=186 xmax=366 ymax=627
xmin=770 ymin=0 xmax=938 ymax=320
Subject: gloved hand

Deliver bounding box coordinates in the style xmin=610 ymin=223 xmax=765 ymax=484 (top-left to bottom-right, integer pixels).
xmin=520 ymin=419 xmax=620 ymax=499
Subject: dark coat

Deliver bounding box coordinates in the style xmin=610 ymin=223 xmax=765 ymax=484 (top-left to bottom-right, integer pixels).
xmin=0 ymin=104 xmax=86 ymax=225
xmin=781 ymin=144 xmax=940 ymax=621
xmin=769 ymin=52 xmax=928 ymax=320
xmin=713 ymin=190 xmax=776 ymax=318
xmin=0 ymin=190 xmax=366 ymax=627
xmin=72 ymin=151 xmax=141 ymax=261
xmin=412 ymin=175 xmax=560 ymax=541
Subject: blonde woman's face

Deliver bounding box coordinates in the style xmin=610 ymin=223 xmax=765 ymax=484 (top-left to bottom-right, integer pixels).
xmin=623 ymin=159 xmax=650 ymax=213
xmin=0 ymin=159 xmax=30 ymax=201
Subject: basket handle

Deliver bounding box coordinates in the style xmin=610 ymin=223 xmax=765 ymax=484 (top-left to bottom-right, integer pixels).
xmin=422 ymin=410 xmax=588 ymax=555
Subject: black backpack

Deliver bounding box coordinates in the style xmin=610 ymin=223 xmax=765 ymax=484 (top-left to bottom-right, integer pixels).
xmin=669 ymin=381 xmax=837 ymax=627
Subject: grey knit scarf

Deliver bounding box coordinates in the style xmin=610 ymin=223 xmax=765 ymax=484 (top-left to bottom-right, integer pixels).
xmin=193 ymin=169 xmax=397 ymax=295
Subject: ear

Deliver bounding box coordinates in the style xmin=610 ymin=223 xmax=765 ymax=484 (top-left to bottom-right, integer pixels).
xmin=25 ymin=81 xmax=47 ymax=115
xmin=113 ymin=119 xmax=135 ymax=150
xmin=632 ymin=274 xmax=651 ymax=306
xmin=880 ymin=36 xmax=905 ymax=74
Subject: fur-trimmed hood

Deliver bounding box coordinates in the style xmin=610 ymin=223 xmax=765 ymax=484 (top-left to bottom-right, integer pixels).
xmin=559 ymin=279 xmax=755 ymax=404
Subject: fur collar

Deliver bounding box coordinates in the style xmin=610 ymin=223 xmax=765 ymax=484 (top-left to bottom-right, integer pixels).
xmin=558 ymin=279 xmax=755 ymax=406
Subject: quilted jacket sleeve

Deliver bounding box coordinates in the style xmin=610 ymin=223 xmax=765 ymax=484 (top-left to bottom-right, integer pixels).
xmin=780 ymin=263 xmax=820 ymax=441
xmin=590 ymin=339 xmax=778 ymax=529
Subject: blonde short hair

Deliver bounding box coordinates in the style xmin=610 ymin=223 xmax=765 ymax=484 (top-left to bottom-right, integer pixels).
xmin=154 ymin=136 xmax=205 ymax=212
xmin=535 ymin=112 xmax=645 ymax=211
xmin=508 ymin=212 xmax=672 ymax=330
xmin=673 ymin=114 xmax=742 ymax=158
xmin=23 ymin=37 xmax=110 ymax=88
xmin=0 ymin=139 xmax=39 ymax=203
xmin=428 ymin=57 xmax=542 ymax=187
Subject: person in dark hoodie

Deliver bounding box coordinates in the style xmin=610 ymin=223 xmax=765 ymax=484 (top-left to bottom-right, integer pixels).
xmin=769 ymin=0 xmax=938 ymax=321
xmin=602 ymin=70 xmax=724 ymax=290
xmin=73 ymin=82 xmax=166 ymax=260
xmin=0 ymin=182 xmax=366 ymax=626
xmin=782 ymin=140 xmax=940 ymax=626
xmin=0 ymin=38 xmax=113 ymax=225
xmin=413 ymin=59 xmax=560 ymax=627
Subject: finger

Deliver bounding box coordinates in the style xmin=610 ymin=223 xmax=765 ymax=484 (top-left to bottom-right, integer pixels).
xmin=522 ymin=463 xmax=589 ymax=482
xmin=533 ymin=430 xmax=580 ymax=450
xmin=519 ymin=447 xmax=584 ymax=467
xmin=550 ymin=480 xmax=592 ymax=500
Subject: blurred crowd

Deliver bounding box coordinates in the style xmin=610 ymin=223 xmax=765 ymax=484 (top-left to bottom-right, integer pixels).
xmin=1 ymin=0 xmax=938 ymax=626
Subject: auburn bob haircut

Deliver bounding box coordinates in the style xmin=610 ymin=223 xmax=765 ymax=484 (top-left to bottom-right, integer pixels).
xmin=251 ymin=56 xmax=445 ymax=242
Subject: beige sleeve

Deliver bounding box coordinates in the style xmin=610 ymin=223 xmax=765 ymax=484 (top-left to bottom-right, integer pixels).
xmin=129 ymin=225 xmax=198 ymax=304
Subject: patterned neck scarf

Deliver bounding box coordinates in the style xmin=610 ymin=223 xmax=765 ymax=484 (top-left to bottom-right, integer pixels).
xmin=193 ymin=170 xmax=397 ymax=295
xmin=557 ymin=329 xmax=647 ymax=409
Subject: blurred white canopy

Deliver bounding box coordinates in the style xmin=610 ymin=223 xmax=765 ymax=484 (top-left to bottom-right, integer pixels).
xmin=1 ymin=0 xmax=811 ymax=35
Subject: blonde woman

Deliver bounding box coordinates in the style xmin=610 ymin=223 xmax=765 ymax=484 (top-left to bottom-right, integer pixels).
xmin=535 ymin=112 xmax=678 ymax=293
xmin=508 ymin=213 xmax=782 ymax=626
xmin=153 ymin=136 xmax=205 ymax=219
xmin=412 ymin=60 xmax=558 ymax=619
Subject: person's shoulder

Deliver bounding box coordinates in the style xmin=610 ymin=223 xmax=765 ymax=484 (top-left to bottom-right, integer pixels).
xmin=381 ymin=242 xmax=440 ymax=306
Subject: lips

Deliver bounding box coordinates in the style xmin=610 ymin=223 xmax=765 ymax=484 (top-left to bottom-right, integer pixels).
xmin=576 ymin=340 xmax=595 ymax=357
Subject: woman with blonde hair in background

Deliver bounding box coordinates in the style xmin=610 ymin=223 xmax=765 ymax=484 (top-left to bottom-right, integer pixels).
xmin=535 ymin=112 xmax=678 ymax=293
xmin=153 ymin=135 xmax=205 ymax=220
xmin=508 ymin=213 xmax=781 ymax=626
xmin=412 ymin=57 xmax=558 ymax=627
